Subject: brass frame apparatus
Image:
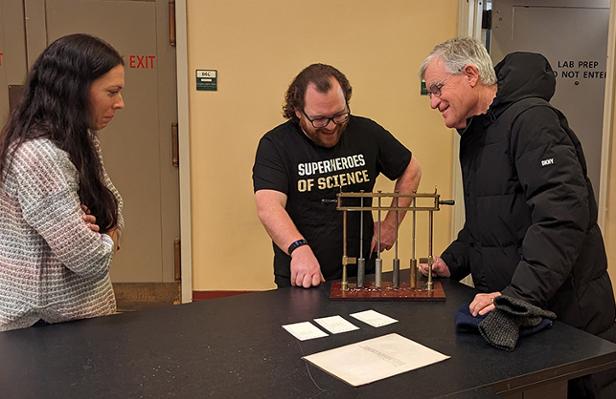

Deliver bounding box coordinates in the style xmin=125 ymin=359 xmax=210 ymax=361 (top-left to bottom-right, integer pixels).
xmin=336 ymin=189 xmax=454 ymax=292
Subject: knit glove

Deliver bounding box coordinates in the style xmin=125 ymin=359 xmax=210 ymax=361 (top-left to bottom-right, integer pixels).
xmin=478 ymin=295 xmax=556 ymax=351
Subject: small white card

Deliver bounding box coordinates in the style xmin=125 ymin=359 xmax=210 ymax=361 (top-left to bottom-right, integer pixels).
xmin=349 ymin=309 xmax=398 ymax=327
xmin=282 ymin=321 xmax=328 ymax=341
xmin=314 ymin=316 xmax=360 ymax=334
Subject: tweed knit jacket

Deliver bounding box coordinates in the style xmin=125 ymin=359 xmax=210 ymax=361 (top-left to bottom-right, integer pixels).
xmin=0 ymin=137 xmax=123 ymax=331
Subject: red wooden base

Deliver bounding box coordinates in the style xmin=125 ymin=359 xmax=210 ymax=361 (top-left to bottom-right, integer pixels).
xmin=329 ymin=279 xmax=446 ymax=301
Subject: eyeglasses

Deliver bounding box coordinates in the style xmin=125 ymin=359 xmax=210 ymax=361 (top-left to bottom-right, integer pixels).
xmin=301 ymin=104 xmax=350 ymax=129
xmin=426 ymin=74 xmax=456 ymax=99
xmin=426 ymin=77 xmax=451 ymax=99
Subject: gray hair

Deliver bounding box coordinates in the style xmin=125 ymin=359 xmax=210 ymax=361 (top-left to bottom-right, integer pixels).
xmin=419 ymin=37 xmax=497 ymax=85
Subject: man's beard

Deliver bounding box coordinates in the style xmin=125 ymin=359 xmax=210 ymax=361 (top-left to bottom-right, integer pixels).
xmin=300 ymin=119 xmax=347 ymax=148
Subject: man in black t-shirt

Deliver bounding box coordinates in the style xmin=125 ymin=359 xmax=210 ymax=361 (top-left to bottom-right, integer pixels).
xmin=252 ymin=63 xmax=421 ymax=288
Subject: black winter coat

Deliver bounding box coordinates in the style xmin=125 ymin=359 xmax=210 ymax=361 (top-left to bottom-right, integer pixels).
xmin=442 ymin=52 xmax=616 ymax=336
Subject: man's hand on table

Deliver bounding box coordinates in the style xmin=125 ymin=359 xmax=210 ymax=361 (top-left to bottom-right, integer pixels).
xmin=290 ymin=245 xmax=325 ymax=288
xmin=469 ymin=292 xmax=502 ymax=316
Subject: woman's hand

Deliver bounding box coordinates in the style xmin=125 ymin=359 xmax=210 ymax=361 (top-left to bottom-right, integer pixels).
xmin=107 ymin=228 xmax=120 ymax=252
xmin=81 ymin=204 xmax=118 ymax=252
xmin=81 ymin=204 xmax=100 ymax=233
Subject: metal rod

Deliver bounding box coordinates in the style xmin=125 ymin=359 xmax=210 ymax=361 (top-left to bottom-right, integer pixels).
xmin=393 ymin=259 xmax=400 ymax=288
xmin=337 ymin=192 xmax=439 ymax=198
xmin=360 ymin=193 xmax=364 ymax=258
xmin=393 ymin=193 xmax=400 ymax=288
xmin=410 ymin=259 xmax=417 ymax=289
xmin=375 ymin=191 xmax=382 ymax=288
xmin=342 ymin=210 xmax=348 ymax=291
xmin=336 ymin=206 xmax=439 ymax=212
xmin=377 ymin=192 xmax=381 ymax=255
xmin=410 ymin=196 xmax=417 ymax=288
xmin=427 ymin=209 xmax=434 ymax=291
xmin=394 ymin=196 xmax=399 ymax=260
xmin=357 ymin=192 xmax=365 ymax=288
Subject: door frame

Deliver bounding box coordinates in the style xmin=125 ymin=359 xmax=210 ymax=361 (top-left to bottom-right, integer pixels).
xmin=458 ymin=0 xmax=615 ymax=233
xmin=600 ymin=1 xmax=615 ymax=230
xmin=450 ymin=0 xmax=485 ymax=242
xmin=175 ymin=0 xmax=193 ymax=303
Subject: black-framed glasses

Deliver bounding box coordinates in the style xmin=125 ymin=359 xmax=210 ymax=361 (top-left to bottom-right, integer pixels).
xmin=301 ymin=104 xmax=350 ymax=128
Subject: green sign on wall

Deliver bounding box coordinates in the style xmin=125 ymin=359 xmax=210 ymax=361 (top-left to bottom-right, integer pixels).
xmin=420 ymin=80 xmax=427 ymax=96
xmin=196 ymin=70 xmax=218 ymax=91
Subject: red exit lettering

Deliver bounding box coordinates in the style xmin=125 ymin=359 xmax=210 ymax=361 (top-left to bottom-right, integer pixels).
xmin=128 ymin=55 xmax=156 ymax=69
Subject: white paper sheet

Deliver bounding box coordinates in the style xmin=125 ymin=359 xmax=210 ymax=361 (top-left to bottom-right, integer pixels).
xmin=282 ymin=321 xmax=328 ymax=341
xmin=349 ymin=309 xmax=398 ymax=327
xmin=314 ymin=316 xmax=360 ymax=334
xmin=302 ymin=333 xmax=450 ymax=386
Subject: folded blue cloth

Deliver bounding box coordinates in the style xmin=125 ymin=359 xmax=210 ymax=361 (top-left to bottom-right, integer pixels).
xmin=455 ymin=303 xmax=553 ymax=337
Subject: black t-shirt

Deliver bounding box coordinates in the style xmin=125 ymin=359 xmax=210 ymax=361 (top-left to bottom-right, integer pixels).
xmin=252 ymin=115 xmax=412 ymax=284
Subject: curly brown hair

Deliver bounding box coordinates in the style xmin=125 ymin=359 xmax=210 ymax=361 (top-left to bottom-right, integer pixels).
xmin=282 ymin=64 xmax=352 ymax=120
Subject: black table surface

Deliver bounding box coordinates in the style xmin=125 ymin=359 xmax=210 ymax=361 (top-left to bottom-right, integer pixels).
xmin=1 ymin=278 xmax=616 ymax=399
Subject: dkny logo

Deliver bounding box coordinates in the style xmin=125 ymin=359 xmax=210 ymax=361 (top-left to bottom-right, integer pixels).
xmin=541 ymin=158 xmax=554 ymax=166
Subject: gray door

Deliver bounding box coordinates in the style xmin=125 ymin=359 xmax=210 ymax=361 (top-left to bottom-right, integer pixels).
xmin=0 ymin=1 xmax=180 ymax=295
xmin=490 ymin=0 xmax=609 ymax=197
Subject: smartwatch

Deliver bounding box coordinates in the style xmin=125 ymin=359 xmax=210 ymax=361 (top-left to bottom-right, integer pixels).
xmin=288 ymin=239 xmax=308 ymax=256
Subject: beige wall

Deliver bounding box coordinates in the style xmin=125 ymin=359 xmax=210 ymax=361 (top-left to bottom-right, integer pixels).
xmin=186 ymin=0 xmax=459 ymax=290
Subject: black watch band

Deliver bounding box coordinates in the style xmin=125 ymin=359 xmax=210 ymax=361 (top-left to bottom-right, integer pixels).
xmin=288 ymin=239 xmax=308 ymax=256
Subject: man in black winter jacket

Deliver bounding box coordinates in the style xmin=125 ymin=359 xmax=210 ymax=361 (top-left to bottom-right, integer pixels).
xmin=420 ymin=37 xmax=616 ymax=397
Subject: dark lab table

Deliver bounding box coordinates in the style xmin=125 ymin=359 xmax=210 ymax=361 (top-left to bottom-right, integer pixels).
xmin=0 ymin=278 xmax=615 ymax=399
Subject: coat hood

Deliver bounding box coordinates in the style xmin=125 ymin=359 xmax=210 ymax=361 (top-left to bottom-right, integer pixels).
xmin=489 ymin=52 xmax=556 ymax=116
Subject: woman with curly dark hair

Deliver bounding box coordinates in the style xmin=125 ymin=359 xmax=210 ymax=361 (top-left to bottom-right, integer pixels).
xmin=0 ymin=33 xmax=125 ymax=331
